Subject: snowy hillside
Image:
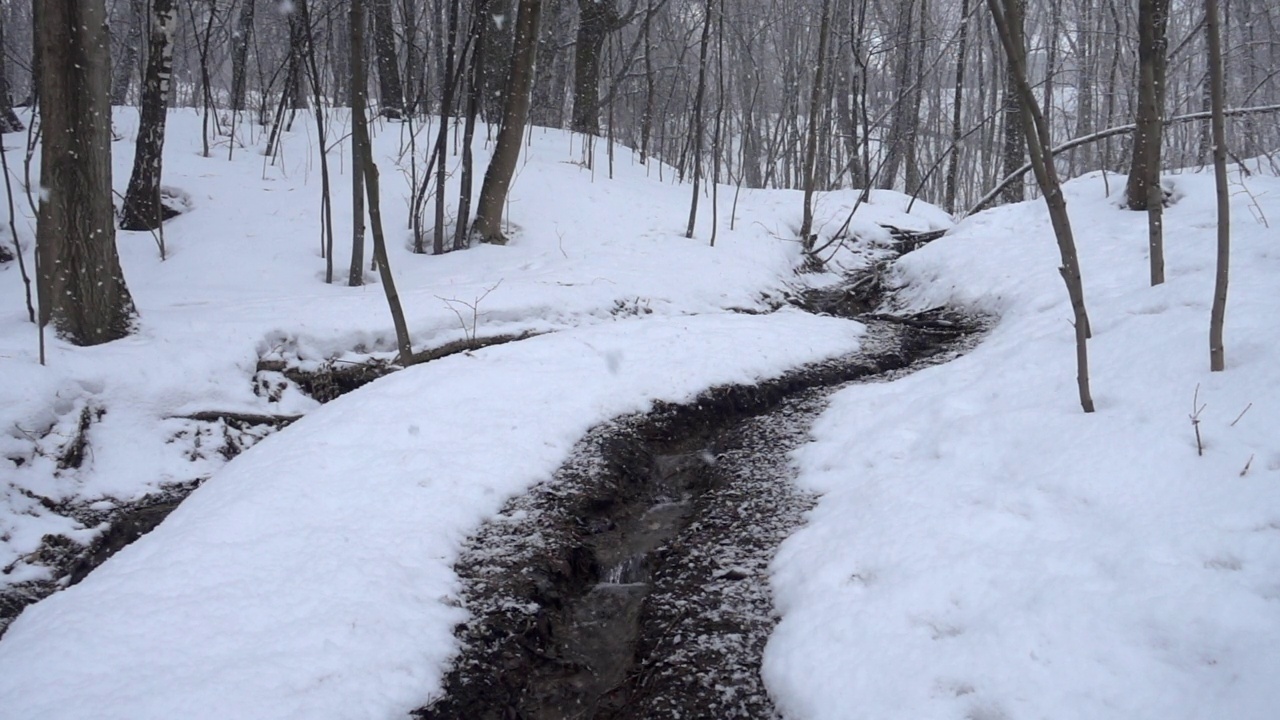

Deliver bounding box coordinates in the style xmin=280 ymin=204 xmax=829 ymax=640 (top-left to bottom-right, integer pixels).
xmin=1 ymin=107 xmax=1278 ymax=720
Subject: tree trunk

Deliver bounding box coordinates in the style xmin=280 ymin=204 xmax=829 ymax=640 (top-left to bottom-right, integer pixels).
xmin=570 ymin=0 xmax=616 ymax=136
xmin=1206 ymin=0 xmax=1229 ymax=371
xmin=455 ymin=0 xmax=491 ymax=250
xmin=1124 ymin=0 xmax=1170 ymax=211
xmin=944 ymin=0 xmax=971 ymax=214
xmin=371 ymin=0 xmax=404 ymax=117
xmin=988 ymin=0 xmax=1094 ymax=413
xmin=229 ymin=0 xmax=255 ymax=112
xmin=350 ymin=0 xmax=368 ymax=285
xmin=121 ymin=0 xmax=177 ymax=232
xmin=0 ymin=13 xmax=23 ymax=131
xmin=110 ymin=0 xmax=144 ymax=106
xmin=798 ymin=0 xmax=832 ymax=250
xmin=37 ymin=0 xmax=137 ymax=345
xmin=877 ymin=0 xmax=916 ymax=190
xmin=999 ymin=0 xmax=1026 ymax=204
xmin=683 ymin=0 xmax=713 ymax=238
xmin=471 ymin=0 xmax=543 ymax=245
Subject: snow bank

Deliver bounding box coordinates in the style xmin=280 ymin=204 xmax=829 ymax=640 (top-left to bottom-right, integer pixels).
xmin=765 ymin=170 xmax=1280 ymax=720
xmin=0 ymin=310 xmax=863 ymax=719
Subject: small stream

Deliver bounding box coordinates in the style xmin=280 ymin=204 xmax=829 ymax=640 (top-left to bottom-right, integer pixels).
xmin=417 ymin=307 xmax=983 ymax=720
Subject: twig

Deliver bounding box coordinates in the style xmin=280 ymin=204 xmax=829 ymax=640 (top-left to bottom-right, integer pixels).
xmin=1189 ymin=384 xmax=1206 ymax=456
xmin=1229 ymin=402 xmax=1253 ymax=427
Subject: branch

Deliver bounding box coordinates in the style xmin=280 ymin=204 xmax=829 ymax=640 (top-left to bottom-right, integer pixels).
xmin=967 ymin=103 xmax=1280 ymax=216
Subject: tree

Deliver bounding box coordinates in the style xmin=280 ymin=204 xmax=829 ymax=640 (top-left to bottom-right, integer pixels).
xmin=999 ymin=0 xmax=1026 ymax=204
xmin=121 ymin=0 xmax=178 ymax=233
xmin=471 ymin=0 xmax=544 ymax=245
xmin=1206 ymin=0 xmax=1229 ymax=371
xmin=988 ymin=0 xmax=1094 ymax=413
xmin=571 ymin=0 xmax=628 ymax=136
xmin=110 ymin=0 xmax=144 ymax=106
xmin=350 ymin=0 xmax=368 ymax=284
xmin=37 ymin=0 xmax=138 ymax=345
xmin=1124 ymin=0 xmax=1170 ymax=285
xmin=229 ymin=0 xmax=255 ymax=112
xmin=0 ymin=12 xmax=24 ymax=132
xmin=798 ymin=0 xmax=833 ymax=250
xmin=371 ymin=0 xmax=404 ymax=117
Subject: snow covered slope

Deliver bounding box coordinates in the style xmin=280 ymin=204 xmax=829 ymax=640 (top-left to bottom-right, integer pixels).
xmin=766 ymin=169 xmax=1280 ymax=720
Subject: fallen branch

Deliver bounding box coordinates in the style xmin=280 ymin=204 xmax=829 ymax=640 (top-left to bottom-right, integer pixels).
xmin=174 ymin=411 xmax=303 ymax=427
xmin=967 ymin=103 xmax=1280 ymax=216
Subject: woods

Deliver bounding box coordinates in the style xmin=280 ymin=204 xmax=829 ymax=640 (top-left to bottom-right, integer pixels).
xmin=2 ymin=0 xmax=1275 ymax=371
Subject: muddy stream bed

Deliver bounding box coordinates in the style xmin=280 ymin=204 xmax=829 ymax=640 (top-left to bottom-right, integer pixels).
xmin=417 ymin=303 xmax=981 ymax=720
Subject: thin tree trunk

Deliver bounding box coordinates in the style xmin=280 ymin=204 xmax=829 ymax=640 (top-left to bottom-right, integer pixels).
xmin=471 ymin=0 xmax=543 ymax=244
xmin=684 ymin=0 xmax=713 ymax=239
xmin=455 ymin=0 xmax=490 ymax=250
xmin=350 ymin=0 xmax=368 ymax=285
xmin=799 ymin=0 xmax=832 ymax=250
xmin=1206 ymin=0 xmax=1229 ymax=371
xmin=944 ymin=0 xmax=971 ymax=213
xmin=111 ymin=0 xmax=144 ymax=106
xmin=434 ymin=0 xmax=461 ymax=254
xmin=989 ymin=0 xmax=1094 ymax=413
xmin=37 ymin=0 xmax=137 ymax=345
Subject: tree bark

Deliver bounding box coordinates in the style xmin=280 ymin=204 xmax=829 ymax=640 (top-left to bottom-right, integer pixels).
xmin=350 ymin=0 xmax=368 ymax=284
xmin=999 ymin=0 xmax=1026 ymax=204
xmin=988 ymin=0 xmax=1094 ymax=413
xmin=570 ymin=0 xmax=618 ymax=136
xmin=371 ymin=0 xmax=404 ymax=117
xmin=471 ymin=0 xmax=543 ymax=245
xmin=798 ymin=0 xmax=832 ymax=250
xmin=37 ymin=0 xmax=138 ymax=345
xmin=1206 ymin=0 xmax=1229 ymax=371
xmin=944 ymin=0 xmax=971 ymax=214
xmin=229 ymin=0 xmax=255 ymax=112
xmin=1124 ymin=0 xmax=1170 ymax=212
xmin=121 ymin=0 xmax=177 ymax=232
xmin=683 ymin=0 xmax=713 ymax=238
xmin=0 ymin=13 xmax=24 ymax=131
xmin=110 ymin=0 xmax=144 ymax=106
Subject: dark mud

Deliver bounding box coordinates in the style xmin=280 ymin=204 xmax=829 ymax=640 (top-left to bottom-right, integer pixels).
xmin=416 ymin=312 xmax=982 ymax=720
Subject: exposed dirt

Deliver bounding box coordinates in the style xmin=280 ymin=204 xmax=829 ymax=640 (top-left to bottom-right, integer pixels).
xmin=416 ymin=312 xmax=982 ymax=720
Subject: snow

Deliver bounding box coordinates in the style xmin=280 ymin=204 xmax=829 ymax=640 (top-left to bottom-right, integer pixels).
xmin=0 ymin=108 xmax=923 ymax=718
xmin=765 ymin=169 xmax=1280 ymax=720
xmin=2 ymin=103 xmax=1277 ymax=720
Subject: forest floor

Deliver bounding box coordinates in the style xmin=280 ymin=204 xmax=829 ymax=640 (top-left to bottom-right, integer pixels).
xmin=1 ymin=109 xmax=1279 ymax=720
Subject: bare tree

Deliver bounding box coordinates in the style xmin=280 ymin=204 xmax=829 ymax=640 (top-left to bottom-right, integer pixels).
xmin=1125 ymin=0 xmax=1171 ymax=286
xmin=121 ymin=0 xmax=178 ymax=234
xmin=371 ymin=0 xmax=405 ymax=117
xmin=1206 ymin=0 xmax=1229 ymax=372
xmin=999 ymin=0 xmax=1026 ymax=204
xmin=798 ymin=0 xmax=833 ymax=250
xmin=350 ymin=0 xmax=368 ymax=285
xmin=988 ymin=0 xmax=1094 ymax=413
xmin=229 ymin=0 xmax=255 ymax=112
xmin=471 ymin=0 xmax=543 ymax=245
xmin=37 ymin=0 xmax=138 ymax=345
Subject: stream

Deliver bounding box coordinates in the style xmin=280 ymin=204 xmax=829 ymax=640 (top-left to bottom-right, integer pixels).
xmin=416 ymin=307 xmax=982 ymax=720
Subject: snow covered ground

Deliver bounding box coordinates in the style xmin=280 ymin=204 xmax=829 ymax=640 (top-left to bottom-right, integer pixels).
xmin=766 ymin=169 xmax=1280 ymax=720
xmin=2 ymin=105 xmax=1277 ymax=719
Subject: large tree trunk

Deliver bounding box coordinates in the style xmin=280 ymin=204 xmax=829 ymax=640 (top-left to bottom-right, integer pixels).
xmin=37 ymin=0 xmax=137 ymax=345
xmin=570 ymin=0 xmax=617 ymax=136
xmin=371 ymin=0 xmax=404 ymax=117
xmin=999 ymin=0 xmax=1027 ymax=204
xmin=229 ymin=0 xmax=255 ymax=112
xmin=120 ymin=0 xmax=177 ymax=232
xmin=470 ymin=0 xmax=543 ymax=245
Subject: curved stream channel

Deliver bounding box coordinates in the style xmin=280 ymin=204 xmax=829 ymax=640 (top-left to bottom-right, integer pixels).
xmin=417 ymin=298 xmax=982 ymax=719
